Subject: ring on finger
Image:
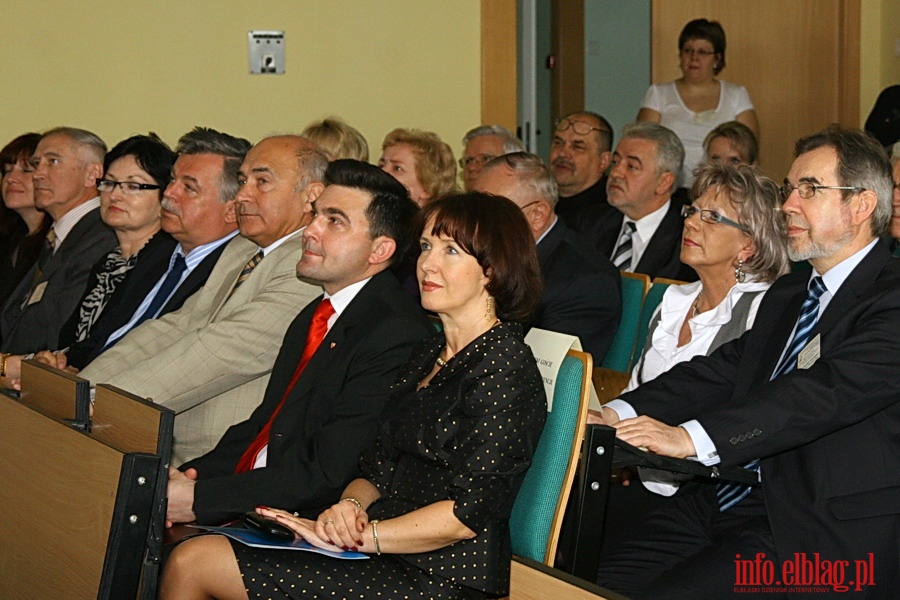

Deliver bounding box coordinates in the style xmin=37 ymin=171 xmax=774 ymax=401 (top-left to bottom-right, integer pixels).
xmin=324 ymin=519 xmax=335 ymax=526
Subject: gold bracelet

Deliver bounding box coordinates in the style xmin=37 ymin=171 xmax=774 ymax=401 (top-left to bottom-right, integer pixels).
xmin=370 ymin=519 xmax=381 ymax=555
xmin=339 ymin=497 xmax=363 ymax=511
xmin=0 ymin=353 xmax=9 ymax=378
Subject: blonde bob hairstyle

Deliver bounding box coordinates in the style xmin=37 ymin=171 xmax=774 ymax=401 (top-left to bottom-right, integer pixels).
xmin=381 ymin=128 xmax=457 ymax=202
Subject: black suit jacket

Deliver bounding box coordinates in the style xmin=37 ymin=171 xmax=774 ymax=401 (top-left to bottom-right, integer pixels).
xmin=576 ymin=199 xmax=697 ymax=281
xmin=60 ymin=232 xmax=228 ymax=369
xmin=532 ymin=219 xmax=621 ymax=363
xmin=623 ymin=242 xmax=900 ymax=591
xmin=555 ymin=176 xmax=607 ymax=229
xmin=0 ymin=206 xmax=117 ymax=353
xmin=182 ymin=270 xmax=434 ymax=524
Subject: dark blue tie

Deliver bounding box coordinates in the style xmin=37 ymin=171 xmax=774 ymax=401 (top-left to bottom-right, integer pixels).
xmin=717 ymin=276 xmax=827 ymax=512
xmin=133 ymin=253 xmax=188 ymax=327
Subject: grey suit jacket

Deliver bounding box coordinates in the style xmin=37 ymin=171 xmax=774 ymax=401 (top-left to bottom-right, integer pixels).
xmin=1 ymin=206 xmax=116 ymax=353
xmin=80 ymin=231 xmax=321 ymax=464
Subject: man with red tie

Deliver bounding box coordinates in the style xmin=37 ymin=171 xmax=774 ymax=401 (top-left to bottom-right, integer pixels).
xmin=166 ymin=159 xmax=433 ymax=526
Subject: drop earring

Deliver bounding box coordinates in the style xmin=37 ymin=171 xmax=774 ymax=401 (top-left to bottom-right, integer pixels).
xmin=734 ymin=259 xmax=746 ymax=283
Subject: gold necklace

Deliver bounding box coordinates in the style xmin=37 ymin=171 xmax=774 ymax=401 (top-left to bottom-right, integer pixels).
xmin=433 ymin=319 xmax=502 ymax=370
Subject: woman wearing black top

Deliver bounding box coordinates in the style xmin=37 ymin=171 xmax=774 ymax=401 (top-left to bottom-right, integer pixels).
xmin=161 ymin=193 xmax=547 ymax=599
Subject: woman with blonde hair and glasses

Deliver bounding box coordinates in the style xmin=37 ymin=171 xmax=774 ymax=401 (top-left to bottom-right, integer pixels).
xmin=626 ymin=161 xmax=788 ymax=392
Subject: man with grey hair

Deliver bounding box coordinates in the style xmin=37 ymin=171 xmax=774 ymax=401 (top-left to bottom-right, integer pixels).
xmin=88 ymin=127 xmax=249 ymax=354
xmin=78 ymin=135 xmax=324 ymax=463
xmin=475 ymin=152 xmax=621 ymax=363
xmin=580 ymin=122 xmax=697 ymax=281
xmin=460 ymin=124 xmax=525 ymax=191
xmin=1 ymin=127 xmax=117 ymax=354
xmin=888 ymin=145 xmax=900 ymax=255
xmin=595 ymin=125 xmax=900 ymax=597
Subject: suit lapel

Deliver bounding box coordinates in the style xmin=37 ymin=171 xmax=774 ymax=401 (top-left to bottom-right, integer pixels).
xmin=813 ymin=243 xmax=890 ymax=336
xmin=208 ymin=242 xmax=255 ymax=319
xmin=536 ymin=221 xmax=564 ymax=269
xmin=748 ymin=275 xmax=808 ymax=385
xmin=286 ymin=274 xmax=386 ymax=402
xmin=635 ymin=200 xmax=679 ymax=275
xmin=163 ymin=239 xmax=229 ymax=315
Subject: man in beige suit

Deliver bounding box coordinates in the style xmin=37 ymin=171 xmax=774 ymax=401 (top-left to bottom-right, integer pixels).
xmin=79 ymin=136 xmax=325 ymax=464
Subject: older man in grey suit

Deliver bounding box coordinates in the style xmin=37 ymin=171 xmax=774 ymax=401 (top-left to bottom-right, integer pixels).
xmin=0 ymin=127 xmax=116 ymax=354
xmin=79 ymin=136 xmax=324 ymax=463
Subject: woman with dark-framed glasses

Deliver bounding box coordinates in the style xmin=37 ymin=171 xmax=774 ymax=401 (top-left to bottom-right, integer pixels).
xmin=0 ymin=134 xmax=177 ymax=388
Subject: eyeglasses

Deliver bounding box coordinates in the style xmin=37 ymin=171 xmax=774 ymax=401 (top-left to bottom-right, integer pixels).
xmin=554 ymin=117 xmax=609 ymax=138
xmin=778 ymin=182 xmax=866 ymax=202
xmin=459 ymin=154 xmax=497 ymax=169
xmin=97 ymin=179 xmax=161 ymax=195
xmin=681 ymin=205 xmax=750 ymax=234
xmin=680 ymin=48 xmax=716 ymax=58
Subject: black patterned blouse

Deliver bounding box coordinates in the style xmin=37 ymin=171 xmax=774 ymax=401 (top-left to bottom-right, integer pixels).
xmin=360 ymin=321 xmax=546 ymax=596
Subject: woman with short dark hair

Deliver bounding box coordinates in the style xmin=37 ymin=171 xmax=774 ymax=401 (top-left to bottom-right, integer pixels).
xmin=637 ymin=18 xmax=759 ymax=187
xmin=161 ymin=193 xmax=547 ymax=600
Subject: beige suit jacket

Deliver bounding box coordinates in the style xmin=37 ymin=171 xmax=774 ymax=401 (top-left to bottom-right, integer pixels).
xmin=80 ymin=231 xmax=320 ymax=464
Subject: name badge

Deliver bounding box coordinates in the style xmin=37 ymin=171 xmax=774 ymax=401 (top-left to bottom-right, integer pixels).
xmin=27 ymin=281 xmax=48 ymax=305
xmin=797 ymin=333 xmax=821 ymax=369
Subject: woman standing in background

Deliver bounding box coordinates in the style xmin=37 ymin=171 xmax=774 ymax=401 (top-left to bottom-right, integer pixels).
xmin=637 ymin=19 xmax=759 ymax=187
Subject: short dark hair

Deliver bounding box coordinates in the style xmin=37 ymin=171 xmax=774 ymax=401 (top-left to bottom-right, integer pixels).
xmin=175 ymin=127 xmax=251 ymax=202
xmin=1 ymin=133 xmax=41 ymax=169
xmin=679 ymin=18 xmax=727 ymax=74
xmin=104 ymin=133 xmax=177 ymax=192
xmin=325 ymin=159 xmax=419 ymax=265
xmin=417 ymin=193 xmax=543 ymax=321
xmin=794 ymin=125 xmax=893 ymax=236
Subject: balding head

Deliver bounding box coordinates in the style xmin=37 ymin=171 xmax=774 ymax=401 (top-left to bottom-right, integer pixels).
xmin=235 ymin=135 xmax=328 ymax=246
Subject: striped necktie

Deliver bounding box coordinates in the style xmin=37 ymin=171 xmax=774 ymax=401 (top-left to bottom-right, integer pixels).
xmin=22 ymin=228 xmax=58 ymax=307
xmin=228 ymin=250 xmax=264 ymax=299
xmin=718 ymin=276 xmax=827 ymax=512
xmin=612 ymin=221 xmax=636 ymax=270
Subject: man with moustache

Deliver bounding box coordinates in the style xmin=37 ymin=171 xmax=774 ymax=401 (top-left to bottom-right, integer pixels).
xmin=549 ymin=111 xmax=614 ymax=228
xmin=579 ymin=122 xmax=697 ymax=281
xmin=0 ymin=127 xmax=117 ymax=354
xmin=79 ymin=135 xmax=323 ymax=463
xmin=43 ymin=127 xmax=247 ymax=372
xmin=595 ymin=125 xmax=900 ymax=598
xmin=165 ymin=159 xmax=431 ymax=526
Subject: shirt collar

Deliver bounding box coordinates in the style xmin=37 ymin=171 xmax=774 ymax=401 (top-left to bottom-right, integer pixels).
xmin=629 ymin=199 xmax=670 ymax=242
xmin=813 ymin=238 xmax=879 ymax=298
xmin=52 ymin=197 xmax=100 ymax=248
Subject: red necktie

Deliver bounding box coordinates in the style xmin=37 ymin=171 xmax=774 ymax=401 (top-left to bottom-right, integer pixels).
xmin=234 ymin=299 xmax=336 ymax=473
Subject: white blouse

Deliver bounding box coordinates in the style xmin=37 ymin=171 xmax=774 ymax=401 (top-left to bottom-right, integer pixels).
xmin=641 ymin=80 xmax=754 ymax=187
xmin=625 ymin=278 xmax=771 ymax=394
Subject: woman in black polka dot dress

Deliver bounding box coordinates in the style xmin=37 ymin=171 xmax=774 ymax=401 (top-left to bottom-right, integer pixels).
xmin=162 ymin=193 xmax=547 ymax=599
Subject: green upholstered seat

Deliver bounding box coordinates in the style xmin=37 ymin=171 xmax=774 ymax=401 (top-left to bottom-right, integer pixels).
xmin=600 ymin=272 xmax=649 ymax=373
xmin=510 ymin=350 xmax=591 ymax=565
